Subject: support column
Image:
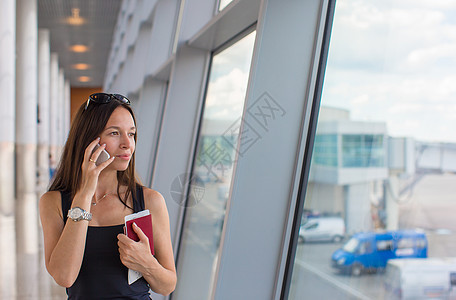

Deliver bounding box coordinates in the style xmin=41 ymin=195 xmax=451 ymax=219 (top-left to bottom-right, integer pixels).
xmin=38 ymin=28 xmax=53 ymax=299
xmin=135 ymin=79 xmax=167 ymax=183
xmin=211 ymin=1 xmax=334 ymax=297
xmin=0 ymin=0 xmax=17 ymax=298
xmin=37 ymin=29 xmax=51 ymax=195
xmin=64 ymin=80 xmax=71 ymax=134
xmin=16 ymin=0 xmax=39 ymax=298
xmin=344 ymin=183 xmax=373 ymax=234
xmin=58 ymin=69 xmax=65 ymax=148
xmin=385 ymin=177 xmax=399 ymax=230
xmin=49 ymin=53 xmax=59 ymax=173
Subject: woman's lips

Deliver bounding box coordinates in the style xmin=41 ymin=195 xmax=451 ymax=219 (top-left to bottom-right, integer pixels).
xmin=116 ymin=154 xmax=131 ymax=160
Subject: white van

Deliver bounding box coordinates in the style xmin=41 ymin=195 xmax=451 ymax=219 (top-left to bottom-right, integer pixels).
xmin=298 ymin=217 xmax=345 ymax=243
xmin=384 ymin=258 xmax=456 ymax=299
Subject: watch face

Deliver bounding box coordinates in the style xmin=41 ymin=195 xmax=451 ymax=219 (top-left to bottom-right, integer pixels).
xmin=69 ymin=208 xmax=83 ymax=220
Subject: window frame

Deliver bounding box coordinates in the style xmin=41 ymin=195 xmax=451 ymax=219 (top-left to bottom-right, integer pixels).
xmin=280 ymin=0 xmax=336 ymax=298
xmin=174 ymin=22 xmax=257 ymax=259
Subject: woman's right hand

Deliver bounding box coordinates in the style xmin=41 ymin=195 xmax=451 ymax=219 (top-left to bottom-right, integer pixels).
xmin=79 ymin=137 xmax=115 ymax=199
xmin=40 ymin=138 xmax=115 ymax=288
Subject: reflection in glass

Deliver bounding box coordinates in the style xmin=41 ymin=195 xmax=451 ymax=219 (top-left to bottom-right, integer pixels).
xmin=342 ymin=238 xmax=359 ymax=253
xmin=289 ymin=1 xmax=456 ymax=299
xmin=218 ymin=0 xmax=233 ymax=11
xmin=173 ymin=31 xmax=256 ymax=300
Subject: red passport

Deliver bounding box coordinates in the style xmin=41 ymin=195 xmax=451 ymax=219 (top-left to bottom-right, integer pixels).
xmin=124 ymin=210 xmax=154 ymax=255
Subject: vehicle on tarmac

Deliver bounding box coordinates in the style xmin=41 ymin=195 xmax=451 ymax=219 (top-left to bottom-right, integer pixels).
xmin=384 ymin=258 xmax=456 ymax=299
xmin=298 ymin=217 xmax=345 ymax=243
xmin=331 ymin=229 xmax=427 ymax=276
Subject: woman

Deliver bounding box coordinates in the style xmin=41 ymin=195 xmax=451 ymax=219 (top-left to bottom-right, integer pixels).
xmin=39 ymin=93 xmax=176 ymax=299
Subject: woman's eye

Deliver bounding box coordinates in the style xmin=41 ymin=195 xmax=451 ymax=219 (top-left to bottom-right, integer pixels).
xmin=129 ymin=132 xmax=136 ymax=137
xmin=110 ymin=131 xmax=119 ymax=136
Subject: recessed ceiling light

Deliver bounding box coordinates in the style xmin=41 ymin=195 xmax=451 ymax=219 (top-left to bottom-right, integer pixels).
xmin=70 ymin=44 xmax=89 ymax=53
xmin=78 ymin=76 xmax=91 ymax=82
xmin=72 ymin=63 xmax=91 ymax=70
xmin=66 ymin=8 xmax=85 ymax=26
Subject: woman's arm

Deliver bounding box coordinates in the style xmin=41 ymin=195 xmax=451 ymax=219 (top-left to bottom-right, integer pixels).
xmin=117 ymin=188 xmax=177 ymax=295
xmin=39 ymin=190 xmax=92 ymax=287
xmin=40 ymin=139 xmax=115 ymax=287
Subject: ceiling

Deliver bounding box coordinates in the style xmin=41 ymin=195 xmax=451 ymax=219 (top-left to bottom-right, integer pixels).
xmin=38 ymin=0 xmax=123 ymax=88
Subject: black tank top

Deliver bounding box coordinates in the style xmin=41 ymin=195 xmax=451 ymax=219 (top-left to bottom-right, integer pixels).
xmin=61 ymin=186 xmax=151 ymax=300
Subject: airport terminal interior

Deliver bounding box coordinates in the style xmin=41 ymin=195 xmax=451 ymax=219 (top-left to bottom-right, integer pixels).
xmin=2 ymin=0 xmax=456 ymax=299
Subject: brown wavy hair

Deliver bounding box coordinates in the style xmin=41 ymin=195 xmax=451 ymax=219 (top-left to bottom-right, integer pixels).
xmin=49 ymin=95 xmax=140 ymax=208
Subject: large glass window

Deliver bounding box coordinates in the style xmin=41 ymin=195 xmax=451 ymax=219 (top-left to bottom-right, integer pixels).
xmin=173 ymin=30 xmax=256 ymax=300
xmin=342 ymin=134 xmax=385 ymax=167
xmin=289 ymin=1 xmax=456 ymax=299
xmin=313 ymin=134 xmax=338 ymax=167
xmin=218 ymin=0 xmax=233 ymax=11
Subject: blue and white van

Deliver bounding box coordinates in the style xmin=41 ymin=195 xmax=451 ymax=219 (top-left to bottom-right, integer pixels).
xmin=331 ymin=230 xmax=427 ymax=276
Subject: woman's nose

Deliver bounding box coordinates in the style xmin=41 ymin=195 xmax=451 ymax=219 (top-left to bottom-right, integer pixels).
xmin=120 ymin=134 xmax=131 ymax=148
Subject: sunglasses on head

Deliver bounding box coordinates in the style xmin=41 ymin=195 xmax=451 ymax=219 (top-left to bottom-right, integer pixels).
xmin=84 ymin=93 xmax=130 ymax=110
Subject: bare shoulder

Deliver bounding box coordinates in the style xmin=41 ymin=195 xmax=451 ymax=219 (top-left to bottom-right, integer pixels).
xmin=40 ymin=190 xmax=62 ymax=206
xmin=142 ymin=187 xmax=168 ymax=213
xmin=39 ymin=190 xmax=63 ymax=218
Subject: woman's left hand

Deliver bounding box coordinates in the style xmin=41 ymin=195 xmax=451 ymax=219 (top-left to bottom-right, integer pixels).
xmin=117 ymin=223 xmax=157 ymax=273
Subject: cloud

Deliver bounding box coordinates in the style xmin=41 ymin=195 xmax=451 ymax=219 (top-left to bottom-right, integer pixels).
xmin=209 ymin=32 xmax=256 ymax=81
xmin=350 ymin=94 xmax=369 ymax=105
xmin=321 ymin=0 xmax=456 ymax=142
xmin=406 ymin=44 xmax=456 ymax=69
xmin=201 ymin=31 xmax=255 ymax=121
xmin=399 ymin=0 xmax=456 ymax=10
xmin=388 ymin=103 xmax=425 ymax=114
xmin=205 ymin=67 xmax=249 ymax=120
xmin=329 ymin=1 xmax=455 ymax=73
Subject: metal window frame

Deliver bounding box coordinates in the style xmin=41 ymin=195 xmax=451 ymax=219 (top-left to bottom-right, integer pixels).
xmin=280 ymin=1 xmax=336 ymax=298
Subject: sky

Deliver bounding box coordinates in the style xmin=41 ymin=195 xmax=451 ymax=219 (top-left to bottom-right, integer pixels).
xmin=202 ymin=0 xmax=456 ymax=143
xmin=322 ymin=0 xmax=456 ymax=143
xmin=203 ymin=31 xmax=256 ymax=123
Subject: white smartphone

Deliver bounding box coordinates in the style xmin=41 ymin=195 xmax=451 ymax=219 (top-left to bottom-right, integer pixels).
xmin=92 ymin=144 xmax=111 ymax=166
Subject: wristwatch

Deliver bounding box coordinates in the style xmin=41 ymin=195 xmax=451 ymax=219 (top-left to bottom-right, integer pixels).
xmin=67 ymin=207 xmax=92 ymax=222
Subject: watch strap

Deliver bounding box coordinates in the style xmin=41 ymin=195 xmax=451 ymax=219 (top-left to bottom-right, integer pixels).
xmin=81 ymin=209 xmax=92 ymax=221
xmin=68 ymin=207 xmax=92 ymax=221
